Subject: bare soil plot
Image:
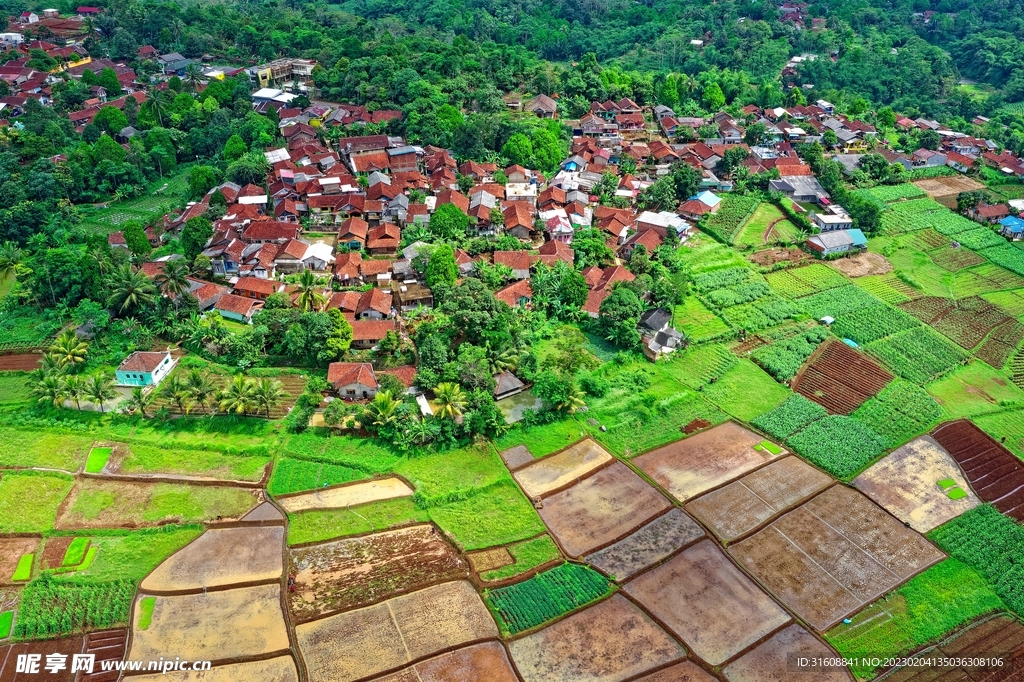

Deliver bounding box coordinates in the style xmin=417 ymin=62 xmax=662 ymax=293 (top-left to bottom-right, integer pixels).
xmin=39 ymin=536 xmax=73 ymax=570
xmin=686 ymin=456 xmax=833 ymax=542
xmin=584 ymin=508 xmax=704 ymax=581
xmin=624 ymin=539 xmax=791 ymax=666
xmin=296 ymin=581 xmax=496 ymax=682
xmin=0 ymin=634 xmax=83 ymax=681
xmin=793 ymin=339 xmax=894 ymax=414
xmin=500 ymin=445 xmax=534 ymax=470
xmin=141 ymin=526 xmax=284 ymax=591
xmin=913 ymin=176 xmax=984 ymax=198
xmin=512 ymin=439 xmax=613 ymax=499
xmin=748 ymin=247 xmax=811 ymax=268
xmin=830 ymin=252 xmax=893 ymax=278
xmin=932 ymin=420 xmax=1024 ymax=520
xmin=722 ymin=624 xmax=852 ymax=682
xmin=467 ymin=546 xmax=513 ymax=573
xmin=634 ymin=661 xmax=719 ymax=681
xmin=538 ymin=461 xmax=671 ymax=557
xmin=278 ymin=477 xmax=413 ymax=513
xmin=129 ymin=657 xmax=299 ymax=682
xmin=80 ymin=628 xmax=128 ymax=682
xmin=730 ymin=486 xmax=945 ymax=631
xmin=634 ymin=422 xmax=781 ymax=502
xmin=853 ymin=436 xmax=980 ymax=533
xmin=128 ymin=584 xmax=290 ymax=662
xmin=288 ymin=524 xmax=467 ymax=621
xmin=375 ymin=642 xmax=519 ymax=682
xmin=0 ymin=537 xmax=37 ymax=583
xmin=0 ymin=353 xmax=41 ymax=371
xmin=508 ymin=594 xmax=685 ymax=682
xmin=881 ymin=615 xmax=1024 ymax=681
xmin=242 ymin=501 xmax=284 ymax=522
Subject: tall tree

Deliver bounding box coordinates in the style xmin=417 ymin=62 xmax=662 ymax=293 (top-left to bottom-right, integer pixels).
xmin=49 ymin=330 xmax=89 ymax=368
xmin=106 ymin=264 xmax=157 ymax=314
xmin=252 ymin=378 xmax=287 ymax=418
xmin=219 ymin=374 xmax=256 ymax=415
xmin=86 ymin=373 xmax=117 ymax=413
xmin=295 ymin=270 xmax=327 ymax=313
xmin=432 ymin=382 xmax=467 ymax=419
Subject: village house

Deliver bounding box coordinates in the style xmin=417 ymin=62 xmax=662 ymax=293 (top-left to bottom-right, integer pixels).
xmin=214 ymin=293 xmax=263 ymax=323
xmin=115 ymin=350 xmax=175 ymax=387
xmin=807 ymin=229 xmax=867 ymax=257
xmin=637 ymin=308 xmax=685 ymax=362
xmin=328 ymin=362 xmax=378 ymax=399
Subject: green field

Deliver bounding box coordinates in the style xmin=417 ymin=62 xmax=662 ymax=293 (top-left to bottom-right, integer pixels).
xmin=735 ymin=203 xmax=785 ymax=247
xmin=701 ymin=358 xmax=791 ymax=422
xmin=926 ymin=362 xmax=1024 ymax=419
xmin=0 ymin=429 xmax=95 ymax=470
xmin=673 ymin=297 xmax=730 ymax=342
xmin=84 ymin=447 xmax=112 ymax=474
xmin=494 ymin=419 xmax=586 ymax=458
xmin=0 ymin=472 xmax=74 ymax=533
xmin=53 ymin=527 xmax=203 ymax=583
xmin=0 ymin=373 xmax=32 ymax=407
xmin=76 ymin=166 xmax=193 ymax=235
xmin=481 ymin=535 xmax=562 ymax=581
xmin=63 ymin=481 xmax=256 ymax=527
xmin=117 ymin=442 xmax=270 ymax=481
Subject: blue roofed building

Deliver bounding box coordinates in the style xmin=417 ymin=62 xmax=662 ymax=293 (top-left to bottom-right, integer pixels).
xmin=999 ymin=216 xmax=1024 ymax=240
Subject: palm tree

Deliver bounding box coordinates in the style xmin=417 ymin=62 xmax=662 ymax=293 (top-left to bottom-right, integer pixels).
xmin=159 ymin=373 xmax=189 ymax=413
xmin=406 ymin=417 xmax=439 ymax=446
xmin=33 ymin=374 xmax=66 ymax=408
xmin=106 ymin=264 xmax=157 ymax=315
xmin=362 ymin=390 xmax=401 ymax=432
xmin=0 ymin=241 xmax=24 ymax=282
xmin=184 ymin=368 xmax=218 ymax=415
xmin=219 ymin=374 xmax=256 ymax=415
xmin=295 ymin=270 xmax=327 ymax=313
xmin=48 ymin=330 xmax=89 ymax=368
xmin=485 ymin=340 xmax=520 ymax=374
xmin=555 ymin=383 xmax=586 ymax=414
xmin=62 ymin=374 xmax=84 ymax=411
xmin=182 ymin=63 xmax=204 ymax=93
xmin=155 ymin=258 xmax=191 ymax=303
xmin=86 ymin=373 xmax=117 ymax=413
xmin=432 ymin=382 xmax=467 ymax=420
xmin=142 ymin=90 xmax=170 ymax=127
xmin=123 ymin=386 xmax=153 ymax=417
xmin=252 ymin=378 xmax=287 ymax=418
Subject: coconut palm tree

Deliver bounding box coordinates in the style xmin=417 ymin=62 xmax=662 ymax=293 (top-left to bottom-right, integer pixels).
xmin=219 ymin=374 xmax=256 ymax=415
xmin=252 ymin=378 xmax=287 ymax=418
xmin=32 ymin=374 xmax=66 ymax=408
xmin=432 ymin=382 xmax=467 ymax=420
xmin=159 ymin=373 xmax=189 ymax=413
xmin=142 ymin=90 xmax=170 ymax=127
xmin=48 ymin=330 xmax=89 ymax=368
xmin=122 ymin=386 xmax=153 ymax=417
xmin=184 ymin=368 xmax=218 ymax=415
xmin=155 ymin=258 xmax=191 ymax=303
xmin=0 ymin=241 xmax=24 ymax=282
xmin=86 ymin=373 xmax=117 ymax=413
xmin=182 ymin=63 xmax=204 ymax=93
xmin=106 ymin=264 xmax=157 ymax=315
xmin=555 ymin=383 xmax=586 ymax=414
xmin=62 ymin=374 xmax=84 ymax=411
xmin=294 ymin=270 xmax=327 ymax=313
xmin=361 ymin=390 xmax=401 ymax=432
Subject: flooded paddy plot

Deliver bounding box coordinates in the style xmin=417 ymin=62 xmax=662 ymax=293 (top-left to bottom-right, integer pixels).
xmin=296 ymin=581 xmax=497 ymax=682
xmin=128 ymin=584 xmax=290 ymax=662
xmin=624 ymin=539 xmax=791 ymax=666
xmin=538 ymin=461 xmax=671 ymax=557
xmin=512 ymin=438 xmax=613 ymax=498
xmin=685 ymin=456 xmax=833 ymax=542
xmin=508 ymin=593 xmax=685 ymax=682
xmin=853 ymin=436 xmax=980 ymax=533
xmin=141 ymin=526 xmax=284 ymax=591
xmin=129 ymin=656 xmax=299 ymax=682
xmin=277 ymin=477 xmax=413 ymax=513
xmin=730 ymin=486 xmax=945 ymax=631
xmin=288 ymin=524 xmax=467 ymax=621
xmin=931 ymin=420 xmax=1024 ymax=520
xmin=722 ymin=624 xmax=852 ymax=682
xmin=634 ymin=422 xmax=782 ymax=502
xmin=584 ymin=508 xmax=704 ymax=581
xmin=375 ymin=642 xmax=519 ymax=682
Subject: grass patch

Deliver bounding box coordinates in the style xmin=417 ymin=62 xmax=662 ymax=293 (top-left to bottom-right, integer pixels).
xmin=281 ymin=431 xmax=401 ymax=473
xmin=287 ymin=497 xmax=429 ymax=545
xmin=701 ymin=358 xmax=790 ymax=422
xmin=61 ymin=538 xmax=90 ymax=567
xmin=61 ymin=480 xmax=256 ymax=527
xmin=481 ymin=535 xmax=561 ymax=581
xmin=735 ymin=203 xmax=786 ymax=248
xmin=826 ymin=558 xmax=1004 ymax=679
xmin=11 ymin=553 xmax=33 ymax=581
xmin=756 ymin=440 xmax=784 ymax=455
xmin=926 ymin=362 xmax=1024 ymax=419
xmin=428 ymin=480 xmax=546 ymax=551
xmin=137 ymin=596 xmax=155 ymax=630
xmin=268 ymin=457 xmax=366 ymax=496
xmin=484 ymin=563 xmax=612 ymax=636
xmin=84 ymin=447 xmax=112 ymax=474
xmin=495 ymin=419 xmax=585 ymax=458
xmin=673 ymin=297 xmax=730 ymax=342
xmin=53 ymin=526 xmax=202 ymax=583
xmin=0 ymin=610 xmax=11 ymax=639
xmin=973 ymin=409 xmax=1024 ymax=462
xmin=0 ymin=373 xmax=32 ymax=406
xmin=0 ymin=429 xmax=94 ymax=470
xmin=118 ymin=442 xmax=269 ymax=482
xmin=0 ymin=472 xmax=74 ymax=533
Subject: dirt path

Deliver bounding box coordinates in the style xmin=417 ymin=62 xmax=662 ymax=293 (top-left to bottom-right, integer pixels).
xmin=762 ymin=217 xmax=785 ymax=243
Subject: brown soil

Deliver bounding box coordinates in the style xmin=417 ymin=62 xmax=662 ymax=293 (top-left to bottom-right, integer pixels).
xmin=722 ymin=624 xmax=852 ymax=681
xmin=584 ymin=508 xmax=704 ymax=582
xmin=0 ymin=537 xmax=38 ymax=583
xmin=634 ymin=661 xmax=719 ymax=681
xmin=624 ymin=539 xmax=791 ymax=666
xmin=278 ymin=477 xmax=413 ymax=513
xmin=80 ymin=629 xmax=128 ymax=682
xmin=932 ymin=420 xmax=1024 ymax=520
xmin=914 ymin=176 xmax=984 ymax=198
xmin=508 ymin=594 xmax=685 ymax=682
xmin=853 ymin=436 xmax=980 ymax=533
xmin=467 ymin=547 xmax=514 ymax=573
xmin=538 ymin=461 xmax=671 ymax=557
xmin=129 ymin=585 xmax=290 ymax=662
xmin=288 ymin=525 xmax=467 ymax=622
xmin=0 ymin=634 xmax=84 ymax=682
xmin=793 ymin=339 xmax=894 ymax=414
xmin=129 ymin=657 xmax=299 ymax=682
xmin=375 ymin=642 xmax=519 ymax=682
xmin=141 ymin=526 xmax=284 ymax=592
xmin=748 ymin=248 xmax=811 ymax=268
xmin=39 ymin=536 xmax=74 ymax=570
xmin=683 ymin=418 xmax=712 ymax=434
xmin=882 ymin=615 xmax=1024 ymax=681
xmin=729 ymin=486 xmax=945 ymax=631
xmin=242 ymin=501 xmax=284 ymax=522
xmin=512 ymin=439 xmax=613 ymax=499
xmin=295 ymin=581 xmax=497 ymax=682
xmin=499 ymin=445 xmax=534 ymax=470
xmin=0 ymin=353 xmax=41 ymax=371
xmin=685 ymin=456 xmax=833 ymax=542
xmin=829 ymin=252 xmax=893 ymax=278
xmin=634 ymin=422 xmax=779 ymax=503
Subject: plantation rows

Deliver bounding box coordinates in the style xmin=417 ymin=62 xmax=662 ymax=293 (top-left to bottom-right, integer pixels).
xmin=485 ymin=563 xmax=611 ymax=635
xmin=830 ymin=304 xmax=921 ymax=345
xmin=751 ymin=327 xmax=828 ymax=382
xmin=693 ymin=266 xmax=800 ymax=333
xmin=980 ymin=244 xmax=1024 ymax=279
xmin=13 ymin=576 xmax=135 ymax=639
xmin=766 ymin=264 xmax=849 ymax=299
xmin=680 ymin=344 xmax=737 ymax=389
xmin=851 ymin=380 xmax=942 ymax=447
xmin=701 ymin=195 xmax=760 ymax=244
xmin=866 ymin=327 xmax=970 ymax=384
xmin=751 ymin=394 xmax=828 ymax=440
xmin=854 ymin=275 xmax=915 ymax=305
xmin=867 ymin=183 xmax=927 ymax=203
xmin=796 ymin=285 xmax=880 ymax=320
xmin=786 ymin=415 xmax=888 ymax=479
xmin=268 ymin=457 xmax=365 ymax=496
xmin=880 ymin=198 xmax=948 ymax=234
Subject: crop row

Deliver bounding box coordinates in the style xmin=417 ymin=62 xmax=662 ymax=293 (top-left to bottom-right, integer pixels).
xmin=853 ymin=276 xmax=914 ymax=305
xmin=979 ymin=244 xmax=1024 ymax=279
xmin=786 ymin=415 xmax=888 ymax=479
xmin=866 ymin=327 xmax=970 ymax=384
xmin=268 ymin=457 xmax=365 ymax=496
xmin=679 ymin=344 xmax=737 ymax=389
xmin=954 ymin=228 xmax=1005 ymax=251
xmin=797 ymin=285 xmax=880 ymax=320
xmin=751 ymin=327 xmax=828 ymax=382
xmin=830 ymin=304 xmax=921 ymax=345
xmin=705 ymin=280 xmax=770 ymax=308
xmin=850 ymin=379 xmax=941 ymax=447
xmin=867 ymin=183 xmax=927 ymax=203
xmin=13 ymin=575 xmax=135 ymax=639
xmin=719 ymin=296 xmax=800 ymax=332
xmin=691 ymin=266 xmax=753 ymax=294
xmin=701 ymin=195 xmax=760 ymax=244
xmin=880 ymin=198 xmax=948 ymax=235
xmin=765 ymin=270 xmax=817 ymax=298
xmin=485 ymin=563 xmax=611 ymax=635
xmin=751 ymin=394 xmax=828 ymax=440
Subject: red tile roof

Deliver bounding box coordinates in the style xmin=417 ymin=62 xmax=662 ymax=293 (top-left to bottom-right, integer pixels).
xmin=118 ymin=351 xmax=168 ymax=373
xmin=233 ymin=276 xmax=278 ymax=297
xmin=495 ymin=279 xmax=533 ymax=307
xmin=379 ymin=365 xmax=417 ymax=388
xmin=327 ymin=361 xmax=378 ymax=389
xmin=357 ymin=287 xmax=393 ymax=315
xmin=493 ymin=251 xmax=533 ymax=270
xmin=350 ymin=319 xmax=397 ymax=342
xmin=215 ymin=293 xmax=260 ymax=317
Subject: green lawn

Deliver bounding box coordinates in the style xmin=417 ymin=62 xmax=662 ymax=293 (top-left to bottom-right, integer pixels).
xmin=673 ymin=297 xmax=731 ymax=343
xmin=84 ymin=447 xmax=112 ymax=474
xmin=926 ymin=362 xmax=1024 ymax=419
xmin=826 ymin=559 xmax=1004 ymax=679
xmin=701 ymin=358 xmax=791 ymax=422
xmin=0 ymin=373 xmax=32 ymax=407
xmin=494 ymin=419 xmax=586 ymax=458
xmin=52 ymin=526 xmax=203 ymax=583
xmin=0 ymin=472 xmax=74 ymax=532
xmin=0 ymin=428 xmax=94 ymax=471
xmin=394 ymin=444 xmax=511 ymax=504
xmin=428 ymin=480 xmax=545 ymax=550
xmin=481 ymin=535 xmax=561 ymax=581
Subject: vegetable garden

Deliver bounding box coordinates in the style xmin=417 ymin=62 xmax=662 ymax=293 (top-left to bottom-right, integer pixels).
xmin=484 ymin=562 xmax=612 ymax=635
xmin=850 ymin=379 xmax=942 ymax=447
xmin=700 ymin=195 xmax=760 ymax=244
xmin=751 ymin=394 xmax=827 ymax=440
xmin=13 ymin=575 xmax=135 ymax=638
xmin=866 ymin=327 xmax=970 ymax=384
xmin=786 ymin=415 xmax=888 ymax=479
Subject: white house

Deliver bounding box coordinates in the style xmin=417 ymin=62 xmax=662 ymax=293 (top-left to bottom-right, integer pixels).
xmin=115 ymin=351 xmax=175 ymax=387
